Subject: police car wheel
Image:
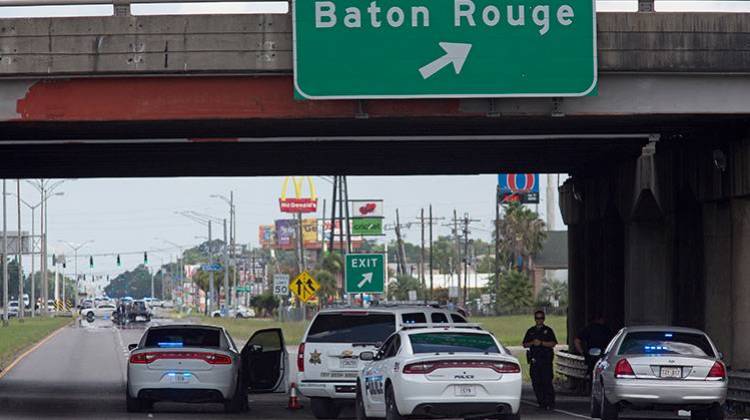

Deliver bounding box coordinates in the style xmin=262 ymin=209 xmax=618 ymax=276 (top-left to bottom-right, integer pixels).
xmin=355 ymin=383 xmax=372 ymax=420
xmin=385 ymin=385 xmax=404 ymax=420
xmin=86 ymin=313 xmax=95 ymax=323
xmin=590 ymin=384 xmax=602 ymax=419
xmin=311 ymin=397 xmax=340 ymax=419
xmin=600 ymin=389 xmax=619 ymax=420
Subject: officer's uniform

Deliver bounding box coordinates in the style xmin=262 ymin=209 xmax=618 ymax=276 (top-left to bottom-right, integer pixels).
xmin=523 ymin=324 xmax=557 ymax=409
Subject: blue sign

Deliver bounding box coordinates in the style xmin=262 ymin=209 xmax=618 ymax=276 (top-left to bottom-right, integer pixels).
xmin=498 ymin=174 xmax=539 ymax=204
xmin=201 ymin=263 xmax=223 ymax=272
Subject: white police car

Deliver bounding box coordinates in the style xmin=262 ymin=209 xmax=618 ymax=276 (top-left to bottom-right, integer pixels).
xmin=355 ymin=325 xmax=522 ymax=420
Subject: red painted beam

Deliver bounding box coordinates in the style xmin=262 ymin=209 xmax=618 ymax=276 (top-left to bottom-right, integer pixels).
xmin=13 ymin=76 xmax=472 ymax=122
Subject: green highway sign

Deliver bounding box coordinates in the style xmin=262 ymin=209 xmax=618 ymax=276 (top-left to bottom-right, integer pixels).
xmin=345 ymin=253 xmax=385 ymax=294
xmin=351 ymin=217 xmax=384 ymax=236
xmin=293 ymin=0 xmax=596 ymax=99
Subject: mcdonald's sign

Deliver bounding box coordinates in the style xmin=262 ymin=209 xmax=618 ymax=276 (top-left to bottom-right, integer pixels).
xmin=279 ymin=176 xmax=318 ymax=213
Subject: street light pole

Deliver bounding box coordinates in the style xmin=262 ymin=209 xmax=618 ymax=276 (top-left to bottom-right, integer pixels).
xmin=61 ymin=241 xmax=93 ymax=308
xmin=210 ymin=192 xmax=237 ymax=309
xmin=16 ymin=180 xmax=23 ymax=320
xmin=2 ymin=180 xmax=8 ymax=327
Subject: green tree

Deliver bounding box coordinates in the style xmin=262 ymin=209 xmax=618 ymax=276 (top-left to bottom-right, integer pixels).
xmin=537 ymin=277 xmax=568 ymax=307
xmin=497 ymin=202 xmax=547 ymax=272
xmin=314 ymin=269 xmax=338 ymax=301
xmin=250 ymin=292 xmax=279 ymax=317
xmin=104 ymin=265 xmax=161 ymax=299
xmin=387 ymin=275 xmax=424 ymax=301
xmin=497 ymin=270 xmax=533 ymax=314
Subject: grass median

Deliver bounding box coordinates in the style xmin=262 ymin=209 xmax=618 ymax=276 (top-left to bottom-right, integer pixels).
xmin=194 ymin=313 xmax=567 ymax=348
xmin=0 ymin=316 xmax=71 ymax=372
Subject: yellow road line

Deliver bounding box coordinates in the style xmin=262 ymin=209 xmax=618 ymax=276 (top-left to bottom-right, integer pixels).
xmin=0 ymin=321 xmax=71 ymax=380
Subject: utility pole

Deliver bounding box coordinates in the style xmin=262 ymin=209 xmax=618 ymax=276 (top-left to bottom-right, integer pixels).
xmin=460 ymin=213 xmax=480 ymax=307
xmin=2 ymin=180 xmax=8 ymax=326
xmin=429 ymin=205 xmax=433 ymax=301
xmin=16 ymin=181 xmax=23 ymax=320
xmin=394 ymin=209 xmax=407 ymax=276
xmin=495 ymin=186 xmax=501 ymax=314
xmin=223 ymin=218 xmax=229 ymax=312
xmin=420 ymin=209 xmax=425 ymax=302
xmin=329 ymin=176 xmax=337 ymax=254
xmin=208 ymin=220 xmax=214 ymax=314
xmin=343 ymin=177 xmax=352 ymax=253
xmin=452 ymin=209 xmax=461 ymax=304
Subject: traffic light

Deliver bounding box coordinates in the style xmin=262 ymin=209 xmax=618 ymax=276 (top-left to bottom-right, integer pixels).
xmin=116 ymin=254 xmax=121 ymax=267
xmin=144 ymin=251 xmax=148 ymax=265
xmin=89 ymin=256 xmax=94 ymax=269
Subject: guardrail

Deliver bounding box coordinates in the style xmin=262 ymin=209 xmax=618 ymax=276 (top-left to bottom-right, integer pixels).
xmin=555 ymin=350 xmax=588 ymax=380
xmin=728 ymin=370 xmax=750 ymax=407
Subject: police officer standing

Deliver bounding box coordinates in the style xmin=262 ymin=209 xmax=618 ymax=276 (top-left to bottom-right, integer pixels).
xmin=523 ymin=310 xmax=558 ymax=410
xmin=575 ymin=313 xmax=613 ymax=377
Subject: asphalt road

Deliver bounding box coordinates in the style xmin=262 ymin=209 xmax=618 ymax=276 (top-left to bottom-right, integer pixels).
xmin=0 ymin=317 xmax=713 ymax=419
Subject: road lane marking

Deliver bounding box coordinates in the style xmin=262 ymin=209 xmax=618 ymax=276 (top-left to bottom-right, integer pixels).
xmin=521 ymin=399 xmax=594 ymax=419
xmin=0 ymin=321 xmax=70 ymax=380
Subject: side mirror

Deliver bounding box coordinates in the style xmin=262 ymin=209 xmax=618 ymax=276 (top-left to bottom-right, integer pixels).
xmin=718 ymin=352 xmax=724 ymax=360
xmin=359 ymin=351 xmax=375 ymax=361
xmin=128 ymin=344 xmax=138 ymax=351
xmin=588 ymin=348 xmax=602 ymax=357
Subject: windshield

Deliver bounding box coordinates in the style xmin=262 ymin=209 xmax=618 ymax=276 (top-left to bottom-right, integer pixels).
xmin=618 ymin=331 xmax=715 ymax=357
xmin=306 ymin=313 xmax=395 ymax=344
xmin=409 ymin=332 xmax=500 ymax=354
xmin=144 ymin=328 xmax=222 ymax=349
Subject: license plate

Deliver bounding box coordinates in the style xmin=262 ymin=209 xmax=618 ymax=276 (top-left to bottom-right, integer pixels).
xmin=454 ymin=385 xmax=476 ymax=396
xmin=660 ymin=367 xmax=682 ymax=378
xmin=171 ymin=373 xmax=189 ymax=384
xmin=340 ymin=358 xmax=358 ymax=369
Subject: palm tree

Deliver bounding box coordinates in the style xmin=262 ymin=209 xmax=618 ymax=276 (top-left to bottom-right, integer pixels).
xmin=497 ymin=202 xmax=546 ymax=272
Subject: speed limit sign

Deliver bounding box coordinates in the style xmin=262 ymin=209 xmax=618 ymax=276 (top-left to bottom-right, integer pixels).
xmin=273 ymin=274 xmax=290 ymax=296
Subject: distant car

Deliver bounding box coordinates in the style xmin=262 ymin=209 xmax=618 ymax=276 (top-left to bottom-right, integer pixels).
xmin=78 ymin=299 xmax=94 ymax=314
xmin=211 ymin=306 xmax=255 ymax=319
xmin=47 ymin=299 xmax=56 ymax=312
xmin=297 ymin=305 xmax=470 ymax=419
xmin=160 ymin=300 xmax=175 ymax=309
xmin=81 ymin=302 xmax=118 ymax=322
xmin=591 ymin=326 xmax=727 ymax=420
xmin=356 ymin=326 xmax=522 ymax=420
xmin=148 ymin=298 xmax=162 ymax=308
xmin=126 ymin=325 xmax=288 ymax=412
xmin=129 ymin=300 xmax=152 ymax=323
xmin=7 ymin=300 xmax=19 ymax=318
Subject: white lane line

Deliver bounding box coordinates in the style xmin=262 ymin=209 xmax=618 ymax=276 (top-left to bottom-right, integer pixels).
xmin=114 ymin=326 xmax=128 ymax=383
xmin=521 ymin=399 xmax=594 ymax=419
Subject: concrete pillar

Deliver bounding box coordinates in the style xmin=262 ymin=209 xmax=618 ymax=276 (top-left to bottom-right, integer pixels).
xmin=731 ymin=198 xmax=750 ymax=369
xmin=703 ymin=201 xmax=733 ymax=364
xmin=624 ymin=212 xmax=673 ymax=325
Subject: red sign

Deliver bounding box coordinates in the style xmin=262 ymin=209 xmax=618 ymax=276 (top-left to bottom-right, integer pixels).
xmin=279 ymin=197 xmax=318 ymax=213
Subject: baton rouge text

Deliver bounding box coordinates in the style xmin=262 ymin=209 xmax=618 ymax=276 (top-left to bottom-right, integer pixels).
xmin=313 ymin=0 xmax=576 ymax=35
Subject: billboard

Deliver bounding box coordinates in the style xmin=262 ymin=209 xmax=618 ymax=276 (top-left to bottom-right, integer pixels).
xmin=351 ymin=218 xmax=384 ymax=236
xmin=279 ymin=176 xmax=318 ymax=213
xmin=258 ymin=225 xmax=275 ymax=248
xmin=498 ymin=174 xmax=540 ymax=204
xmin=302 ymin=218 xmax=318 ymax=246
xmin=275 ymin=219 xmax=297 ymax=249
xmin=350 ymin=199 xmax=384 ymax=218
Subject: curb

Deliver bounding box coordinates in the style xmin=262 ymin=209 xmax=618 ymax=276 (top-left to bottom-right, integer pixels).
xmin=0 ymin=319 xmax=72 ymax=380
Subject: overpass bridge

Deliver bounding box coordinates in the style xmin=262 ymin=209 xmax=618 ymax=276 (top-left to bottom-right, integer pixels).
xmin=1 ymin=7 xmax=750 ymax=370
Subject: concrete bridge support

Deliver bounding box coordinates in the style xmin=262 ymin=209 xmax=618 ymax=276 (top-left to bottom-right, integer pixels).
xmin=562 ymin=134 xmax=750 ymax=369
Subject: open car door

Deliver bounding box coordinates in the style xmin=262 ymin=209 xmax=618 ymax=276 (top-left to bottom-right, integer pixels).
xmin=241 ymin=328 xmax=289 ymax=393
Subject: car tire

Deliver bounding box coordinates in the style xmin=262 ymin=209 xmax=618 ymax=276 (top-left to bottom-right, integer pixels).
xmin=356 ymin=382 xmax=372 ymax=420
xmin=385 ymin=384 xmax=404 ymax=420
xmin=125 ymin=387 xmax=143 ymax=412
xmin=86 ymin=312 xmax=95 ymax=323
xmin=590 ymin=386 xmax=602 ymax=419
xmin=311 ymin=397 xmax=340 ymax=419
xmin=213 ymin=313 xmax=221 ymax=318
xmin=235 ymin=313 xmax=243 ymax=319
xmin=224 ymin=376 xmax=248 ymax=413
xmin=601 ymin=389 xmax=619 ymax=420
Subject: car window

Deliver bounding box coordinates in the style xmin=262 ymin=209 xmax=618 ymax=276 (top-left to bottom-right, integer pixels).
xmin=378 ymin=334 xmax=397 ymax=359
xmin=604 ymin=331 xmax=622 ymax=355
xmin=402 ymin=312 xmax=426 ymax=324
xmin=450 ymin=314 xmax=467 ymax=323
xmin=431 ymin=313 xmax=449 ymax=323
xmin=144 ymin=328 xmax=221 ymax=349
xmin=306 ymin=313 xmax=395 ymax=344
xmin=384 ymin=335 xmax=401 ymax=359
xmin=618 ymin=331 xmax=715 ymax=357
xmin=409 ymin=332 xmax=500 ymax=354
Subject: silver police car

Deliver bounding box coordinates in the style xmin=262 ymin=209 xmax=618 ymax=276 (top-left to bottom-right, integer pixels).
xmin=590 ymin=326 xmax=727 ymax=420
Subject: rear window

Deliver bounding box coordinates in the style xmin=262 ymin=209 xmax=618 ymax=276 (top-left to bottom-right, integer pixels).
xmin=431 ymin=313 xmax=448 ymax=323
xmin=451 ymin=314 xmax=467 ymax=323
xmin=402 ymin=313 xmax=427 ymax=324
xmin=409 ymin=333 xmax=499 ymax=354
xmin=144 ymin=328 xmax=221 ymax=349
xmin=618 ymin=331 xmax=715 ymax=357
xmin=306 ymin=313 xmax=395 ymax=344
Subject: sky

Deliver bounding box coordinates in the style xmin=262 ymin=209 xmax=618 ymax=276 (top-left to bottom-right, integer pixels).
xmin=0 ymin=0 xmax=749 ymax=17
xmin=2 ymin=175 xmax=566 ymax=278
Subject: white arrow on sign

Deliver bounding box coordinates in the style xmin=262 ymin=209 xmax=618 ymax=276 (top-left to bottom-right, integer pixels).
xmin=418 ymin=42 xmax=472 ymax=80
xmin=357 ymin=272 xmax=373 ymax=288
